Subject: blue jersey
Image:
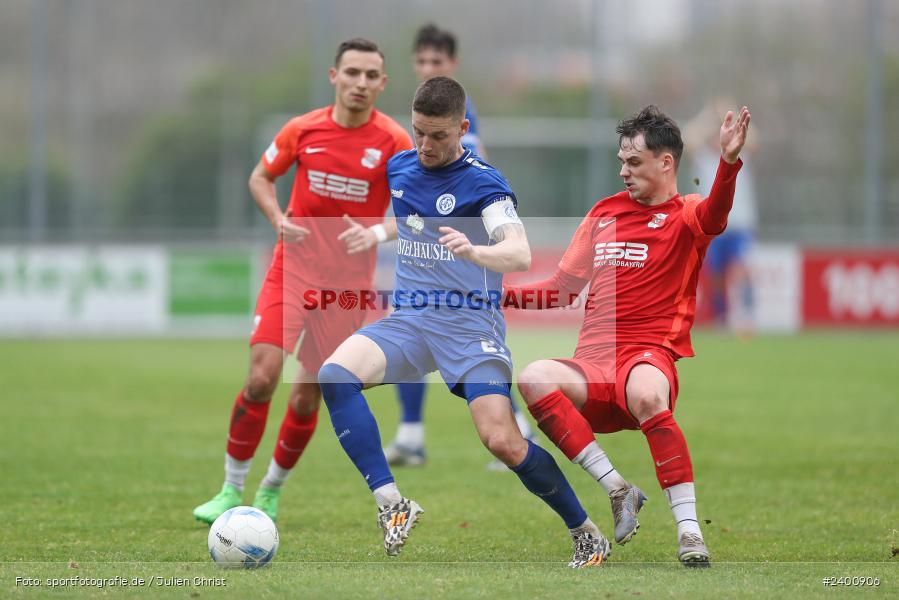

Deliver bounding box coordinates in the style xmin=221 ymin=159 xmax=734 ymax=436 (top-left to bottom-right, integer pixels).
xmin=461 ymin=96 xmax=481 ymax=152
xmin=387 ymin=148 xmax=516 ymax=311
xmin=356 ymin=148 xmax=518 ymax=394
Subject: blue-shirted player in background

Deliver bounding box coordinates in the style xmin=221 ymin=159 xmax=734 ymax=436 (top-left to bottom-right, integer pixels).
xmin=385 ymin=23 xmax=536 ymax=469
xmin=318 ymin=77 xmax=610 ymax=568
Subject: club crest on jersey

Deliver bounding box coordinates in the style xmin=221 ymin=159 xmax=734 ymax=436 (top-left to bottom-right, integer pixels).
xmin=648 ymin=213 xmax=668 ymax=229
xmin=361 ymin=148 xmax=383 ymax=169
xmin=406 ymin=213 xmax=425 ymax=235
xmin=436 ymin=193 xmax=456 ymax=215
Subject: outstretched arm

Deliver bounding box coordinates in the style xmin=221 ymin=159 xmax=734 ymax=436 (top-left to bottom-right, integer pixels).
xmin=695 ymin=106 xmax=751 ymax=234
xmin=503 ymin=268 xmax=589 ymax=310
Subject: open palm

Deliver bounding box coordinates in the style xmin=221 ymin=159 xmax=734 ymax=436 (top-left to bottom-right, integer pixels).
xmin=720 ymin=106 xmax=751 ymax=164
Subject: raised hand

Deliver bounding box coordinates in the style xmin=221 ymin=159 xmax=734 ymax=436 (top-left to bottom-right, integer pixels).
xmin=720 ymin=106 xmax=751 ymax=164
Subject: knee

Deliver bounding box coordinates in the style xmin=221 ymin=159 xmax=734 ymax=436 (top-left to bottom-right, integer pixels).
xmin=317 ymin=362 xmax=361 ymax=388
xmin=245 ymin=366 xmax=279 ymax=402
xmin=627 ymin=386 xmax=668 ymax=424
xmin=289 ymin=383 xmax=321 ymax=416
xmin=516 ymin=362 xmax=559 ymax=405
xmin=482 ymin=431 xmax=527 ymax=465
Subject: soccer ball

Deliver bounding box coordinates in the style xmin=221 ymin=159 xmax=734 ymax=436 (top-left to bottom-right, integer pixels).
xmin=207 ymin=506 xmax=279 ymax=568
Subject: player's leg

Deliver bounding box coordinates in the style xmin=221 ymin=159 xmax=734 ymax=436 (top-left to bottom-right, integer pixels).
xmin=251 ymin=365 xmax=320 ymax=521
xmin=626 ymin=363 xmax=709 ymax=567
xmin=384 ymin=379 xmax=428 ymax=467
xmin=518 ymin=359 xmax=645 ymax=544
xmin=705 ymin=235 xmax=729 ymax=327
xmin=462 ymin=364 xmax=610 ymax=568
xmin=318 ymin=331 xmax=423 ymax=556
xmin=724 ymin=230 xmax=754 ymax=337
xmin=485 ymin=391 xmax=538 ymax=472
xmin=193 ymin=342 xmax=286 ymax=524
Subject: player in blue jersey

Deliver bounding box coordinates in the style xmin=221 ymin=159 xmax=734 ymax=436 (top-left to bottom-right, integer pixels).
xmin=317 ymin=77 xmax=610 ymax=568
xmin=385 ymin=23 xmax=536 ymax=468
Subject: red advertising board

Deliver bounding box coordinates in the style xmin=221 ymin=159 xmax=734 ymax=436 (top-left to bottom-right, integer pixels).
xmin=802 ymin=249 xmax=899 ymax=326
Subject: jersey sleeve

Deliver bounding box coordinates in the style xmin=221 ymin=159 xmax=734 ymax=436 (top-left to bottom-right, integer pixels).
xmin=392 ymin=127 xmax=414 ymax=154
xmin=557 ymin=211 xmax=596 ymax=280
xmin=261 ymin=119 xmax=301 ymax=177
xmin=686 ymin=157 xmax=743 ymax=236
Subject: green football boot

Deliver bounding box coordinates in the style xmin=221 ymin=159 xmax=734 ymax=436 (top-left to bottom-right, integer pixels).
xmin=193 ymin=483 xmax=241 ymax=524
xmin=252 ymin=486 xmax=282 ymax=522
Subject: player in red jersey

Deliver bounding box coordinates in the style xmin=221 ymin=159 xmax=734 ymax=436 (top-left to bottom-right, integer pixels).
xmin=193 ymin=38 xmax=413 ymax=524
xmin=505 ymin=104 xmax=751 ymax=567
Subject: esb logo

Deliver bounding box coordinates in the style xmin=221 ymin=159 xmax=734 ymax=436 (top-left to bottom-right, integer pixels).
xmin=594 ymin=242 xmax=648 ymax=264
xmin=308 ymin=170 xmax=369 ymax=202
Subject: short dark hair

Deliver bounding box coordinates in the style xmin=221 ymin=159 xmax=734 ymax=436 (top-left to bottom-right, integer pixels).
xmin=335 ymin=38 xmax=384 ymax=67
xmin=616 ymin=105 xmax=684 ymax=168
xmin=413 ymin=23 xmax=457 ymax=58
xmin=412 ymin=76 xmax=467 ymax=120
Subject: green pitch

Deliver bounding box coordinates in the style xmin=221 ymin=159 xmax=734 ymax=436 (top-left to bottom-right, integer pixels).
xmin=1 ymin=331 xmax=896 ymax=598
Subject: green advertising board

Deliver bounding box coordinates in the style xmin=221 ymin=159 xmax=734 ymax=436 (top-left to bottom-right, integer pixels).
xmin=168 ymin=251 xmax=253 ymax=316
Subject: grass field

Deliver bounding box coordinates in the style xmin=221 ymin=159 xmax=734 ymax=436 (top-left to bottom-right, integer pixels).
xmin=1 ymin=331 xmax=897 ymax=598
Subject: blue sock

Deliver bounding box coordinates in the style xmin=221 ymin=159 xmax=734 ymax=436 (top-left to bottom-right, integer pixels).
xmin=396 ymin=380 xmax=426 ymax=423
xmin=318 ymin=363 xmax=394 ymax=491
xmin=511 ymin=440 xmax=587 ymax=529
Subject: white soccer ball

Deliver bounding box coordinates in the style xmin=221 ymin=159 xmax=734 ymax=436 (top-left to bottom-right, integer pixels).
xmin=207 ymin=506 xmax=279 ymax=568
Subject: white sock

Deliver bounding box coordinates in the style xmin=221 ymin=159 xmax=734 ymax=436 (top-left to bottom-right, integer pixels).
xmin=373 ymin=482 xmax=403 ymax=507
xmin=569 ymin=516 xmax=600 ymax=537
xmin=224 ymin=454 xmax=252 ymax=492
xmin=395 ymin=423 xmax=424 ymax=449
xmin=665 ymin=482 xmax=703 ymax=538
xmin=573 ymin=442 xmax=627 ymax=494
xmin=514 ymin=411 xmax=535 ymax=440
xmin=260 ymin=458 xmax=292 ymax=489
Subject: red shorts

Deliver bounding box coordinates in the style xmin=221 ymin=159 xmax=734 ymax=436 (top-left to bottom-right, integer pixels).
xmin=250 ymin=253 xmax=367 ymax=373
xmin=557 ymin=344 xmax=680 ymax=434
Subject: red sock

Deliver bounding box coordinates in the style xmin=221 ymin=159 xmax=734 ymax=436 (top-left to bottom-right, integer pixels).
xmin=640 ymin=409 xmax=694 ymax=488
xmin=272 ymin=406 xmax=318 ymax=469
xmin=527 ymin=390 xmax=596 ymax=461
xmin=226 ymin=392 xmax=270 ymax=461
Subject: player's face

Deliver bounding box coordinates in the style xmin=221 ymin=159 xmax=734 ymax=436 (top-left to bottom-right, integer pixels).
xmin=617 ymin=134 xmax=674 ymax=201
xmin=413 ymin=47 xmax=458 ymax=81
xmin=329 ymin=50 xmax=388 ymax=113
xmin=411 ymin=111 xmax=470 ymax=169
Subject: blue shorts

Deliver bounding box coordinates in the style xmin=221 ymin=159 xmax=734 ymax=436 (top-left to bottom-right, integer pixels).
xmin=357 ymin=308 xmax=512 ymax=403
xmin=706 ymin=229 xmax=753 ymax=276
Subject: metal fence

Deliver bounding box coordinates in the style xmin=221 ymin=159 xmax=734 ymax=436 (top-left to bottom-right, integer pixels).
xmin=2 ymin=0 xmax=896 ymax=245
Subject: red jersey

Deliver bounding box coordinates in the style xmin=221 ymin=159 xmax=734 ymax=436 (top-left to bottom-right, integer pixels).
xmin=262 ymin=106 xmax=413 ymax=287
xmin=508 ymin=158 xmax=742 ymax=359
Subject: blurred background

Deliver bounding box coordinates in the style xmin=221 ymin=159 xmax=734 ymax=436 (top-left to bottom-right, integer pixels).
xmin=1 ymin=0 xmax=897 ymax=335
